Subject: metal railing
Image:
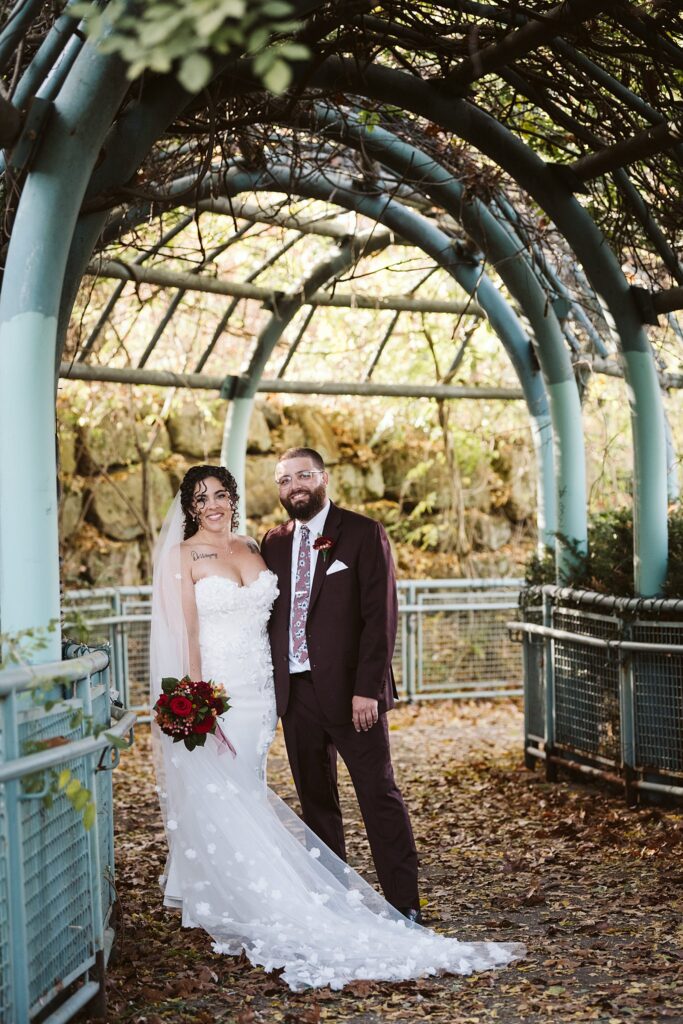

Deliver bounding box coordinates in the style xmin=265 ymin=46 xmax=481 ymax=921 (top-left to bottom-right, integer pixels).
xmin=63 ymin=578 xmax=525 ymax=716
xmin=510 ymin=585 xmax=683 ymax=803
xmin=0 ymin=650 xmax=136 ymax=1023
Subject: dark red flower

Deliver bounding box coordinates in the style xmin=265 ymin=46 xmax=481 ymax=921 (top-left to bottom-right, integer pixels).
xmin=156 ymin=694 xmax=170 ymax=707
xmin=169 ymin=695 xmax=193 ymax=717
xmin=313 ymin=535 xmax=334 ymax=551
xmin=194 ymin=716 xmax=215 ymax=734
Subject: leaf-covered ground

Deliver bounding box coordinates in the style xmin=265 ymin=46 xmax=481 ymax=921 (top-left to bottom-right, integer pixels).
xmin=90 ymin=701 xmax=683 ymax=1023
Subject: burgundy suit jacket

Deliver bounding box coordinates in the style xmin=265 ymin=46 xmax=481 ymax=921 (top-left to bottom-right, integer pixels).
xmin=261 ymin=503 xmax=399 ymax=724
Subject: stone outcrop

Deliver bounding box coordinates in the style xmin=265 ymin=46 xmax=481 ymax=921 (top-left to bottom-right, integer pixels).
xmin=284 ymin=405 xmax=341 ymax=464
xmin=166 ymin=399 xmax=224 ymax=458
xmin=57 ymin=393 xmax=537 ymax=587
xmin=245 ymin=457 xmax=280 ymax=518
xmin=87 ymin=463 xmax=174 ymax=541
xmin=78 ymin=414 xmax=170 ymax=473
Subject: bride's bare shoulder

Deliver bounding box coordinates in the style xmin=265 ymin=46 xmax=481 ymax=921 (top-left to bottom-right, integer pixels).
xmin=232 ymin=534 xmax=261 ymax=556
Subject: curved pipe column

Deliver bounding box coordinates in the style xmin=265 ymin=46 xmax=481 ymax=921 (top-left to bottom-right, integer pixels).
xmin=0 ymin=46 xmax=128 ymax=658
xmin=311 ymin=60 xmax=667 ymax=592
xmin=221 ymin=231 xmax=392 ymax=523
xmin=293 ymin=109 xmax=579 ymax=566
xmin=215 ymin=165 xmax=556 ymax=549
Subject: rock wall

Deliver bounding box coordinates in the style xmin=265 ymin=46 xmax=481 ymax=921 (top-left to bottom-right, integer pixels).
xmin=58 ymin=397 xmax=537 ymax=587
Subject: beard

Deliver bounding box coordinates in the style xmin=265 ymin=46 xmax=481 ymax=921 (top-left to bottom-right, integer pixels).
xmin=280 ymin=482 xmax=327 ymax=521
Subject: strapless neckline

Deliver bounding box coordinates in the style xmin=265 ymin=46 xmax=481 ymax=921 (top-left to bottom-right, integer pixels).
xmin=194 ymin=569 xmax=274 ymax=591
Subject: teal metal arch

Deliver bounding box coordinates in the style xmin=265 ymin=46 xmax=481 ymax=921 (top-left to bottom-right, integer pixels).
xmin=74 ymin=161 xmax=558 ymax=552
xmin=159 ymin=163 xmax=557 ymax=551
xmin=269 ymin=105 xmax=585 ymax=577
xmin=222 ymin=229 xmax=392 ymax=526
xmin=309 ymin=58 xmax=668 ymax=594
xmin=0 ymin=46 xmax=129 ymax=660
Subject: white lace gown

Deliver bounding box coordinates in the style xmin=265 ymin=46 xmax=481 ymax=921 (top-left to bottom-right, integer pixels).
xmin=159 ymin=570 xmax=524 ymax=990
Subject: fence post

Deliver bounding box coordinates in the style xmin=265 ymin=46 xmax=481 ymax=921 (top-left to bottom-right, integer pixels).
xmin=619 ymin=617 xmax=637 ymax=805
xmin=522 ymin=634 xmax=535 ymax=769
xmin=543 ymin=590 xmax=558 ymax=782
xmin=404 ymin=583 xmax=417 ymax=702
xmin=111 ymin=590 xmax=127 ymax=706
xmin=4 ymin=690 xmax=30 ymax=1021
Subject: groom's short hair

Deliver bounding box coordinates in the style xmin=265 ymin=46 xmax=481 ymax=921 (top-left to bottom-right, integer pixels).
xmin=279 ymin=447 xmax=325 ymax=470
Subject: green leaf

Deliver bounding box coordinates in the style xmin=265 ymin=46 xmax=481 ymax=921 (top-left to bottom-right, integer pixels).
xmin=65 ymin=778 xmax=81 ymax=799
xmin=161 ymin=677 xmax=178 ymax=694
xmin=178 ymin=53 xmax=213 ymax=93
xmin=82 ymin=802 xmax=97 ymax=831
xmin=260 ymin=0 xmax=293 ymax=15
xmin=253 ymin=48 xmax=276 ymax=75
xmin=104 ymin=732 xmax=131 ymax=750
xmin=262 ymin=58 xmax=292 ymax=95
xmin=57 ymin=769 xmax=71 ymax=790
xmin=196 ymin=8 xmax=230 ymax=37
xmin=275 ymin=42 xmax=310 ymax=61
xmin=247 ymin=26 xmax=271 ymax=53
xmin=72 ymin=787 xmax=92 ymax=812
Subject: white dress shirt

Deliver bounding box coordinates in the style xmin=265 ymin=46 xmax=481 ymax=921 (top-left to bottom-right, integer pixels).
xmin=288 ymin=501 xmax=330 ymax=672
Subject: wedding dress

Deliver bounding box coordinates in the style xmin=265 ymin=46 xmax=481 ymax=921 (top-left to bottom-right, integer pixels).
xmin=152 ymin=560 xmax=524 ymax=990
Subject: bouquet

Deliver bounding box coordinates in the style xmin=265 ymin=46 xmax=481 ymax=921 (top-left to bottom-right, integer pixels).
xmin=153 ymin=676 xmax=230 ymax=752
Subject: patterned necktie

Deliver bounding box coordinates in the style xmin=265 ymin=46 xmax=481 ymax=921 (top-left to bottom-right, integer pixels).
xmin=291 ymin=524 xmax=311 ymax=664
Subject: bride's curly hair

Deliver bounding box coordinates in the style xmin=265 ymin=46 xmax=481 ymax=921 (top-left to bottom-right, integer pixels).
xmin=180 ymin=465 xmax=240 ymax=539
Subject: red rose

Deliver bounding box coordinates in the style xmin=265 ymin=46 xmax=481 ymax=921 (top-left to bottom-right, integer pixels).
xmin=194 ymin=716 xmax=215 ymax=734
xmin=169 ymin=696 xmax=193 ymax=717
xmin=156 ymin=694 xmax=170 ymax=707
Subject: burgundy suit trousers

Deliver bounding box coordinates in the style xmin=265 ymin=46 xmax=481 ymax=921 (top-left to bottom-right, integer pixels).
xmin=282 ymin=673 xmax=419 ymax=910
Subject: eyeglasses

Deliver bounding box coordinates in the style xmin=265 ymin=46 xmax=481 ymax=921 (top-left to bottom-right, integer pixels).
xmin=275 ymin=470 xmax=324 ymax=489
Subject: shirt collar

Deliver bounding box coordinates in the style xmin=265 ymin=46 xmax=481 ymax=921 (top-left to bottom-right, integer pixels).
xmin=295 ymin=500 xmax=330 ymax=538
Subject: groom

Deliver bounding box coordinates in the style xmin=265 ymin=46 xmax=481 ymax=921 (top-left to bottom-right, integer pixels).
xmin=261 ymin=446 xmax=421 ymax=922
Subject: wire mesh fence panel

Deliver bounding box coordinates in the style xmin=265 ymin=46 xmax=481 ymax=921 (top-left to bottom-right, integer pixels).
xmin=632 ymin=621 xmax=683 ymax=776
xmin=120 ymin=603 xmax=152 ymax=712
xmin=65 ymin=580 xmax=524 ymax=711
xmin=0 ymin=721 xmax=11 ymax=1023
xmin=18 ymin=707 xmax=94 ymax=1008
xmin=552 ymin=607 xmax=621 ymax=763
xmin=416 ymin=606 xmax=522 ymax=697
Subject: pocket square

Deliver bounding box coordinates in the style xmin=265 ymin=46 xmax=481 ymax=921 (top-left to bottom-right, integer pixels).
xmin=326 ymin=559 xmax=348 ymax=575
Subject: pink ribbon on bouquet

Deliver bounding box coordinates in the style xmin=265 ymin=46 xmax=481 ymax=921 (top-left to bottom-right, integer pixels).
xmin=213 ymin=722 xmax=237 ymax=758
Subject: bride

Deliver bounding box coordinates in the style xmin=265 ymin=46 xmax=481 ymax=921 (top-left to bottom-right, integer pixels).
xmin=150 ymin=464 xmax=524 ymax=991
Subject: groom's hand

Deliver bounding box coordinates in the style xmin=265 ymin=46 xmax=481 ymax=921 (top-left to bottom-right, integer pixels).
xmin=352 ymin=696 xmax=379 ymax=733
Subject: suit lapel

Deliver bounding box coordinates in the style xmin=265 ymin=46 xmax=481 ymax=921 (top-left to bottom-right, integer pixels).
xmin=272 ymin=521 xmax=294 ymax=609
xmin=308 ymin=503 xmax=343 ymax=614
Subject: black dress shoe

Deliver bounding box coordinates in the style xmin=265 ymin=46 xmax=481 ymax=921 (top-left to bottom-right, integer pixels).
xmin=397 ymin=906 xmax=424 ymax=925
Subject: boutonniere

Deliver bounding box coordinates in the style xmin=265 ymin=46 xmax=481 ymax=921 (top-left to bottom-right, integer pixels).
xmin=313 ymin=535 xmax=334 ymax=562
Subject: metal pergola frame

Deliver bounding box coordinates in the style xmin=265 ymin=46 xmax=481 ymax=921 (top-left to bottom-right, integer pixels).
xmin=1 ymin=1 xmax=683 ymax=666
